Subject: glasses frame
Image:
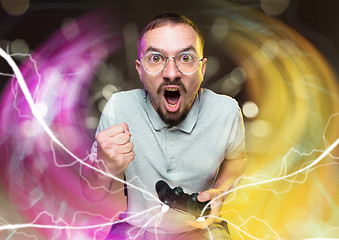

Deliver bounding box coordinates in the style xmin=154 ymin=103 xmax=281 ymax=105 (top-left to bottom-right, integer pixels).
xmin=139 ymin=51 xmax=203 ymax=75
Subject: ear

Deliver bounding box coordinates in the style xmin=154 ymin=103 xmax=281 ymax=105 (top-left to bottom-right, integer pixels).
xmin=135 ymin=59 xmax=142 ymax=81
xmin=200 ymin=57 xmax=207 ymax=81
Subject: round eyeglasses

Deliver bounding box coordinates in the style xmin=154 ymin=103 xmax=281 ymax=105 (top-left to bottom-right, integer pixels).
xmin=139 ymin=51 xmax=203 ymax=75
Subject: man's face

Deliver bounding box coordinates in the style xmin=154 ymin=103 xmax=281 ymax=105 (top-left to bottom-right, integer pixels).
xmin=136 ymin=23 xmax=207 ymax=126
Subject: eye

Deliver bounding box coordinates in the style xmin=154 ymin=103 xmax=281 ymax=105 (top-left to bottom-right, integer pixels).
xmin=149 ymin=54 xmax=163 ymax=63
xmin=179 ymin=54 xmax=193 ymax=63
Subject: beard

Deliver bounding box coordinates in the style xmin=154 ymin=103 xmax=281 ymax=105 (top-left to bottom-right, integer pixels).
xmin=156 ymin=104 xmax=191 ymax=127
xmin=147 ymin=79 xmax=199 ymax=126
xmin=154 ymin=79 xmax=192 ymax=126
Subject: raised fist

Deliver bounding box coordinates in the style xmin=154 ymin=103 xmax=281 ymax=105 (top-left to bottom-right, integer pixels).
xmin=96 ymin=123 xmax=135 ymax=175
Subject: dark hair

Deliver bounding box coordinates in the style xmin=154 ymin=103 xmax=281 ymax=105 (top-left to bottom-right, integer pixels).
xmin=137 ymin=13 xmax=205 ymax=57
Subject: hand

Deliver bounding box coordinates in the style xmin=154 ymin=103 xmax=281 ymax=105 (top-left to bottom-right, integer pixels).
xmin=188 ymin=188 xmax=225 ymax=229
xmin=96 ymin=123 xmax=135 ymax=176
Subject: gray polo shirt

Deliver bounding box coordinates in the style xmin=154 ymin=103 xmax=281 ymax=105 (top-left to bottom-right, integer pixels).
xmin=90 ymin=88 xmax=245 ymax=233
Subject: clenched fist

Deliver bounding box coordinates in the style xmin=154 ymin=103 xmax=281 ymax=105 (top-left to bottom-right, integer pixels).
xmin=96 ymin=123 xmax=135 ymax=176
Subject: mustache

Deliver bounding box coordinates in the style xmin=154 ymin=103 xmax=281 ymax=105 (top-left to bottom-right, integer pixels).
xmin=157 ymin=79 xmax=187 ymax=94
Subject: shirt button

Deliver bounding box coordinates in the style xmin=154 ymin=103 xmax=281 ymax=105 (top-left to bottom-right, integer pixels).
xmin=170 ymin=158 xmax=175 ymax=163
xmin=169 ymin=141 xmax=175 ymax=146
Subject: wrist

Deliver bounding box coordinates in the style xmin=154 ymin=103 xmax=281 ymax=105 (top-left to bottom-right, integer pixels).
xmin=89 ymin=159 xmax=111 ymax=181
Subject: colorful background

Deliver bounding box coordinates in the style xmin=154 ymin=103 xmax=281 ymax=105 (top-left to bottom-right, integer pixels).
xmin=0 ymin=0 xmax=338 ymax=239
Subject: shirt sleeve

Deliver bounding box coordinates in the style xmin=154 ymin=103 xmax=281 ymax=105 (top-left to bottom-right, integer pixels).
xmin=225 ymin=105 xmax=246 ymax=160
xmin=89 ymin=96 xmax=117 ymax=161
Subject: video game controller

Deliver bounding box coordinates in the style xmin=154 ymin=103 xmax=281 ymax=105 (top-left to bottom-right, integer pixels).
xmin=155 ymin=180 xmax=211 ymax=218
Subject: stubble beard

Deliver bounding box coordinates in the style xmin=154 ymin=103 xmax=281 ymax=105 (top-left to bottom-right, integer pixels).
xmin=158 ymin=79 xmax=195 ymax=126
xmin=157 ymin=104 xmax=191 ymax=127
xmin=154 ymin=91 xmax=198 ymax=127
xmin=148 ymin=79 xmax=200 ymax=127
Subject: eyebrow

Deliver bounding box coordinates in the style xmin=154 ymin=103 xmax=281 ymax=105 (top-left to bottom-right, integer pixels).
xmin=144 ymin=46 xmax=197 ymax=55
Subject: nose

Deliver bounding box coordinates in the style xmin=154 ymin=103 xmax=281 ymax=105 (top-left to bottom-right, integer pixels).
xmin=161 ymin=57 xmax=181 ymax=80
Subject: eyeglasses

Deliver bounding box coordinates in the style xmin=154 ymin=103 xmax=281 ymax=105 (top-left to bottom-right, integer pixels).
xmin=139 ymin=51 xmax=203 ymax=75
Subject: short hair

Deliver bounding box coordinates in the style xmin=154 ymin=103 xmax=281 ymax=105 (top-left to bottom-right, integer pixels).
xmin=137 ymin=13 xmax=205 ymax=57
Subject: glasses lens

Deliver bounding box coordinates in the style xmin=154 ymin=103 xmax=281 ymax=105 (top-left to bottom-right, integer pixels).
xmin=176 ymin=52 xmax=200 ymax=74
xmin=142 ymin=52 xmax=166 ymax=74
xmin=141 ymin=52 xmax=202 ymax=74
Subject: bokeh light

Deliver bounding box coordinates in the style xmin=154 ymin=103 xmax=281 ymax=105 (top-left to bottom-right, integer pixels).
xmin=1 ymin=0 xmax=30 ymax=16
xmin=242 ymin=101 xmax=259 ymax=119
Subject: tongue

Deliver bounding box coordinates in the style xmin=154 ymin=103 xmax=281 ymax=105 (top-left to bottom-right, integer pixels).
xmin=165 ymin=91 xmax=180 ymax=105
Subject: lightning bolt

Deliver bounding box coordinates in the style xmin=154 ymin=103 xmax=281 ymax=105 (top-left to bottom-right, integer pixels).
xmin=199 ymin=125 xmax=338 ymax=239
xmin=1 ymin=44 xmax=338 ymax=239
xmin=0 ymin=47 xmax=163 ymax=205
xmin=0 ymin=206 xmax=161 ymax=232
xmin=0 ymin=47 xmax=169 ymax=239
xmin=0 ymin=206 xmax=161 ymax=240
xmin=5 ymin=49 xmax=42 ymax=120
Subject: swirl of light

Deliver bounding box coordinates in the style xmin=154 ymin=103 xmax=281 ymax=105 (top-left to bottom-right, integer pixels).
xmin=0 ymin=1 xmax=338 ymax=239
xmin=0 ymin=10 xmax=125 ymax=239
xmin=213 ymin=4 xmax=339 ymax=239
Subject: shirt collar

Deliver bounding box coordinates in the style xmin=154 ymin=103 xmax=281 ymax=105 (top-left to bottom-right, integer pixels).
xmin=145 ymin=90 xmax=201 ymax=133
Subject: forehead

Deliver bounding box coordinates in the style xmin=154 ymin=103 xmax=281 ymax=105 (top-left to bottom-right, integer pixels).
xmin=140 ymin=24 xmax=202 ymax=55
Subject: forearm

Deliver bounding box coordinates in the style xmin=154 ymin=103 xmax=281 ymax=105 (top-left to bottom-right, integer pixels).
xmin=193 ymin=153 xmax=247 ymax=229
xmin=213 ymin=152 xmax=247 ymax=199
xmin=80 ymin=159 xmax=113 ymax=202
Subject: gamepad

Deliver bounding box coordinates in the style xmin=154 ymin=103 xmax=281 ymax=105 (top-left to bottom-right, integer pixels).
xmin=155 ymin=180 xmax=211 ymax=218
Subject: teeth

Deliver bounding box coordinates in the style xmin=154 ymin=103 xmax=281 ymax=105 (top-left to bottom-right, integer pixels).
xmin=166 ymin=88 xmax=178 ymax=91
xmin=168 ymin=103 xmax=177 ymax=107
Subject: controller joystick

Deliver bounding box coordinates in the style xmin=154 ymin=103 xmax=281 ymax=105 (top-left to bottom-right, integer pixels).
xmin=155 ymin=180 xmax=211 ymax=218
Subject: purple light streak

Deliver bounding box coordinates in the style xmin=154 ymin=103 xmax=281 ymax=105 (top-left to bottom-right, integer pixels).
xmin=0 ymin=10 xmax=125 ymax=239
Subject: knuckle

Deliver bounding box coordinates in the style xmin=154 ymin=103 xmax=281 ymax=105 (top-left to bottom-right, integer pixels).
xmin=96 ymin=132 xmax=104 ymax=142
xmin=108 ymin=149 xmax=119 ymax=159
xmin=119 ymin=134 xmax=127 ymax=143
xmin=124 ymin=132 xmax=131 ymax=140
xmin=128 ymin=150 xmax=136 ymax=161
xmin=100 ymin=141 xmax=110 ymax=150
xmin=121 ymin=122 xmax=129 ymax=130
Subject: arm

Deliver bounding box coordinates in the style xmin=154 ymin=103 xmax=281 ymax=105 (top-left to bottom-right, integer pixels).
xmin=190 ymin=151 xmax=247 ymax=228
xmin=213 ymin=151 xmax=247 ymax=197
xmin=80 ymin=158 xmax=114 ymax=202
xmin=80 ymin=123 xmax=135 ymax=202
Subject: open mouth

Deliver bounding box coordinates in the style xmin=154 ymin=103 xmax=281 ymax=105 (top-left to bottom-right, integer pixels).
xmin=164 ymin=87 xmax=181 ymax=112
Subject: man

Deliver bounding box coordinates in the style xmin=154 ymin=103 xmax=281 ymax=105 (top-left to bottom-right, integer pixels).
xmin=81 ymin=13 xmax=247 ymax=239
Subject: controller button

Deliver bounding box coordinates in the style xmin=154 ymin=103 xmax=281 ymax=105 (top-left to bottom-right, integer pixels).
xmin=174 ymin=187 xmax=183 ymax=195
xmin=191 ymin=193 xmax=199 ymax=202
